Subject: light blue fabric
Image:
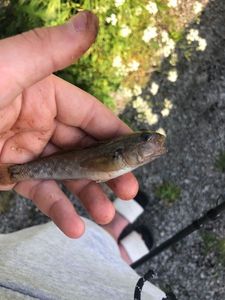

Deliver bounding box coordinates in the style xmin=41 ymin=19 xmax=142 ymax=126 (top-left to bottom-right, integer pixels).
xmin=0 ymin=219 xmax=165 ymax=300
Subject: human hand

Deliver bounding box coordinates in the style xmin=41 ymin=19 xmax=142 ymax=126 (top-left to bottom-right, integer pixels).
xmin=0 ymin=11 xmax=138 ymax=237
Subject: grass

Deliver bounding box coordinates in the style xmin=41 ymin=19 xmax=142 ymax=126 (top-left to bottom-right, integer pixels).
xmin=154 ymin=181 xmax=181 ymax=205
xmin=201 ymin=231 xmax=225 ymax=265
xmin=215 ymin=151 xmax=225 ymax=172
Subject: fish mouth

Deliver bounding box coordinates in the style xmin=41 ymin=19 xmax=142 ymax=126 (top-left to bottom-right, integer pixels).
xmin=139 ymin=132 xmax=167 ymax=159
xmin=154 ymin=133 xmax=167 ymax=155
xmin=140 ymin=143 xmax=167 ymax=162
xmin=151 ymin=146 xmax=167 ymax=159
xmin=154 ymin=147 xmax=168 ymax=157
xmin=155 ymin=133 xmax=166 ymax=147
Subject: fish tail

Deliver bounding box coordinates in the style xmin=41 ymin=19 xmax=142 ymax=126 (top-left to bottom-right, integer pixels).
xmin=0 ymin=164 xmax=14 ymax=185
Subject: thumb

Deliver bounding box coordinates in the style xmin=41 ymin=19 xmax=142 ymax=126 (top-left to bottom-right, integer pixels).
xmin=0 ymin=11 xmax=98 ymax=109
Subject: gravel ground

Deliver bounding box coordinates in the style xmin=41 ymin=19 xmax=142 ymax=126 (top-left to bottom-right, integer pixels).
xmin=128 ymin=1 xmax=225 ymax=299
xmin=0 ymin=1 xmax=225 ymax=300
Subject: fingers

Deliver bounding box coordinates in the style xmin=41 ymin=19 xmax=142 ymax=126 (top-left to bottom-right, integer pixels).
xmin=65 ymin=172 xmax=139 ymax=224
xmin=0 ymin=11 xmax=99 ymax=109
xmin=107 ymin=173 xmax=139 ymax=200
xmin=51 ymin=121 xmax=96 ymax=149
xmin=54 ymin=76 xmax=132 ymax=139
xmin=14 ymin=180 xmax=85 ymax=238
xmin=0 ymin=129 xmax=54 ymax=163
xmin=65 ymin=179 xmax=115 ymax=224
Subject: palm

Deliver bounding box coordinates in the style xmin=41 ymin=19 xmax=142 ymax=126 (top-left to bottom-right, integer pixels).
xmin=0 ymin=75 xmax=138 ymax=237
xmin=0 ymin=76 xmax=56 ymax=165
xmin=0 ymin=11 xmax=138 ymax=237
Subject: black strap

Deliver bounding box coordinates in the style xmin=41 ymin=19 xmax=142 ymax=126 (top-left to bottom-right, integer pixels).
xmin=133 ymin=276 xmax=178 ymax=300
xmin=134 ymin=277 xmax=146 ymax=300
xmin=134 ymin=270 xmax=155 ymax=300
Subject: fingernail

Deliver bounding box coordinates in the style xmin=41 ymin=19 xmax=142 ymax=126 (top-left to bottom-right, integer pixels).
xmin=71 ymin=11 xmax=89 ymax=31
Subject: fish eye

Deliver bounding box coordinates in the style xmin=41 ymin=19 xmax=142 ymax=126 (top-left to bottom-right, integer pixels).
xmin=141 ymin=132 xmax=152 ymax=142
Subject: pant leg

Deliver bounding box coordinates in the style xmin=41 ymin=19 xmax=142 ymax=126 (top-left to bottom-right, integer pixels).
xmin=0 ymin=219 xmax=165 ymax=300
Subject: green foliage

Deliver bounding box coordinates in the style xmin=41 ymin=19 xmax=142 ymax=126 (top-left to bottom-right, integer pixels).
xmin=170 ymin=30 xmax=184 ymax=42
xmin=155 ymin=181 xmax=181 ymax=205
xmin=215 ymin=151 xmax=225 ymax=173
xmin=201 ymin=231 xmax=225 ymax=265
xmin=0 ymin=0 xmax=188 ymax=109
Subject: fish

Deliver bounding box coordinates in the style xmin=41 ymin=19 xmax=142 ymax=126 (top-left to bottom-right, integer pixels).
xmin=0 ymin=131 xmax=166 ymax=185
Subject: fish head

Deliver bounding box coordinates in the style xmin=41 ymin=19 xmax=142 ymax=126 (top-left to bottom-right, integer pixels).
xmin=122 ymin=131 xmax=167 ymax=167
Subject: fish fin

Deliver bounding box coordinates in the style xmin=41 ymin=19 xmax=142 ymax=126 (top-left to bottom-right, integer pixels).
xmin=0 ymin=164 xmax=14 ymax=185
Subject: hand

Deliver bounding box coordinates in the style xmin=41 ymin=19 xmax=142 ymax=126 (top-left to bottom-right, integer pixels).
xmin=0 ymin=11 xmax=138 ymax=238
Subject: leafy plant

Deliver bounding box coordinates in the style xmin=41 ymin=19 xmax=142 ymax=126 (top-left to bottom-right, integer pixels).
xmin=215 ymin=151 xmax=225 ymax=173
xmin=155 ymin=181 xmax=181 ymax=205
xmin=201 ymin=231 xmax=225 ymax=265
xmin=0 ymin=0 xmax=202 ymax=111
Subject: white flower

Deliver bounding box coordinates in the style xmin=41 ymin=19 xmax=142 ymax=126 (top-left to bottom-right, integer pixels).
xmin=164 ymin=98 xmax=173 ymax=109
xmin=132 ymin=96 xmax=147 ymax=110
xmin=167 ymin=69 xmax=178 ymax=82
xmin=146 ymin=1 xmax=158 ymax=15
xmin=161 ymin=98 xmax=173 ymax=117
xmin=106 ymin=17 xmax=111 ymax=23
xmin=156 ymin=128 xmax=166 ymax=136
xmin=133 ymin=85 xmax=142 ymax=96
xmin=161 ymin=30 xmax=176 ymax=57
xmin=167 ymin=0 xmax=178 ymax=8
xmin=142 ymin=26 xmax=157 ymax=43
xmin=119 ymin=66 xmax=129 ymax=76
xmin=146 ymin=109 xmax=159 ymax=125
xmin=120 ymin=25 xmax=132 ymax=37
xmin=186 ymin=29 xmax=207 ymax=51
xmin=150 ymin=82 xmax=159 ymax=95
xmin=161 ymin=108 xmax=170 ymax=116
xmin=186 ymin=28 xmax=199 ymax=43
xmin=112 ymin=56 xmax=122 ymax=68
xmin=106 ymin=13 xmax=117 ymax=26
xmin=169 ymin=52 xmax=178 ymax=66
xmin=133 ymin=96 xmax=159 ymax=125
xmin=112 ymin=56 xmax=130 ymax=76
xmin=163 ymin=39 xmax=175 ymax=57
xmin=197 ymin=37 xmax=207 ymax=51
xmin=163 ymin=45 xmax=172 ymax=58
xmin=120 ymin=87 xmax=133 ymax=98
xmin=161 ymin=30 xmax=170 ymax=43
xmin=132 ymin=97 xmax=142 ymax=108
xmin=115 ymin=0 xmax=125 ymax=7
xmin=128 ymin=60 xmax=140 ymax=72
xmin=193 ymin=1 xmax=203 ymax=14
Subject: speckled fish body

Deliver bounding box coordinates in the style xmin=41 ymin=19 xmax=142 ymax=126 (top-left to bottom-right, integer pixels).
xmin=0 ymin=131 xmax=166 ymax=184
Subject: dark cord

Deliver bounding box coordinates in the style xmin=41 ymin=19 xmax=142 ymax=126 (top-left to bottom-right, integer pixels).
xmin=132 ymin=194 xmax=225 ymax=269
xmin=133 ymin=194 xmax=225 ymax=299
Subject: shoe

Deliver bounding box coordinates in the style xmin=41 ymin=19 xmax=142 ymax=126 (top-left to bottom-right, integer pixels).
xmin=113 ymin=190 xmax=154 ymax=263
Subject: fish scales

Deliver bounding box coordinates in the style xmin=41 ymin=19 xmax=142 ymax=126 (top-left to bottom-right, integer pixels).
xmin=0 ymin=131 xmax=166 ymax=185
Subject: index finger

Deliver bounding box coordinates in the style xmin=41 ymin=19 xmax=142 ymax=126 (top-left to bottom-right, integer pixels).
xmin=53 ymin=75 xmax=132 ymax=139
